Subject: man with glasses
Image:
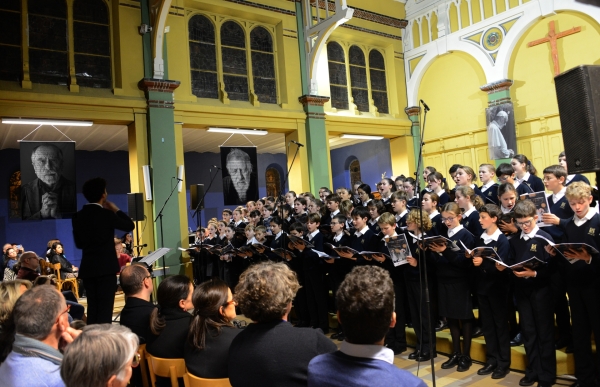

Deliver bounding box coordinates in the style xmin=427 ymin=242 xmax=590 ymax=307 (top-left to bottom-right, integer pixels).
xmin=0 ymin=285 xmax=80 ymax=387
xmin=15 ymin=251 xmax=41 ymax=282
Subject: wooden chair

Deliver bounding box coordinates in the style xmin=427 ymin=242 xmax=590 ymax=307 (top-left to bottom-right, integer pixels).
xmin=183 ymin=371 xmax=231 ymax=387
xmin=38 ymin=258 xmax=53 ymax=276
xmin=145 ymin=353 xmax=185 ymax=387
xmin=50 ymin=262 xmax=79 ymax=299
xmin=138 ymin=344 xmax=150 ymax=387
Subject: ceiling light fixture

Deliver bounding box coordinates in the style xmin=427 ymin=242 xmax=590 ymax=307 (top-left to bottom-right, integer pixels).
xmin=207 ymin=127 xmax=268 ymax=135
xmin=1 ymin=118 xmax=93 ymax=126
xmin=340 ymin=134 xmax=384 ymax=140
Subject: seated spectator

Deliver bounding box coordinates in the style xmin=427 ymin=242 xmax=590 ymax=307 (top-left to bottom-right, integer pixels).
xmin=61 ymin=324 xmax=138 ymax=387
xmin=48 ymin=242 xmax=78 ymax=279
xmin=308 ymin=266 xmax=427 ymax=387
xmin=228 ymin=262 xmax=337 ymax=387
xmin=2 ymin=247 xmax=18 ymax=271
xmin=146 ymin=275 xmax=193 ymax=359
xmin=0 ymin=280 xmax=32 ymax=363
xmin=115 ymin=239 xmax=132 ymax=272
xmin=0 ymin=285 xmax=80 ymax=387
xmin=121 ymin=232 xmax=134 ymax=256
xmin=185 ymin=279 xmax=240 ymax=379
xmin=32 ymin=276 xmax=85 ymax=322
xmin=16 ymin=251 xmax=40 ymax=282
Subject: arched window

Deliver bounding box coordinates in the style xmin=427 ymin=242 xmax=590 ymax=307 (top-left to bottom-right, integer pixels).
xmin=251 ymin=27 xmax=277 ymax=104
xmin=349 ymin=46 xmax=368 ymax=112
xmin=349 ymin=159 xmax=362 ymax=187
xmin=221 ymin=21 xmax=248 ymax=101
xmin=0 ymin=0 xmax=21 ymax=82
xmin=189 ymin=15 xmax=218 ymax=99
xmin=28 ymin=0 xmax=68 ymax=85
xmin=73 ymin=0 xmax=111 ymax=88
xmin=9 ymin=170 xmax=21 ymax=219
xmin=265 ymin=167 xmax=281 ymax=198
xmin=369 ymin=50 xmax=388 ymax=114
xmin=327 ymin=42 xmax=348 ymax=110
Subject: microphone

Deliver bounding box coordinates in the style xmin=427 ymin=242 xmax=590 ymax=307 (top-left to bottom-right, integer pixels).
xmin=420 ymin=99 xmax=430 ymax=112
xmin=133 ymin=244 xmax=148 ymax=248
xmin=176 ymin=177 xmax=183 ymax=181
xmin=213 ymin=165 xmax=221 ymax=170
xmin=291 ymin=140 xmax=304 ymax=147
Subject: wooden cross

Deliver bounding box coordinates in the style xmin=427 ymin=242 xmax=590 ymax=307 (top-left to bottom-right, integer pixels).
xmin=527 ymin=20 xmax=581 ymax=76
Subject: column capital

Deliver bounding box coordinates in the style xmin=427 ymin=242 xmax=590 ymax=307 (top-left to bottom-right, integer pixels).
xmin=298 ymin=94 xmax=331 ymax=107
xmin=404 ymin=106 xmax=421 ymax=117
xmin=480 ymin=79 xmax=513 ymax=94
xmin=138 ymin=78 xmax=181 ymax=93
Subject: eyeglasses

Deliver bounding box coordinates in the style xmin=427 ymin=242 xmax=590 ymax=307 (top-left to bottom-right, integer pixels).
xmin=441 ymin=217 xmax=456 ymax=223
xmin=516 ymin=218 xmax=534 ymax=227
xmin=498 ymin=176 xmax=510 ymax=182
xmin=56 ymin=304 xmax=71 ymax=322
xmin=142 ymin=275 xmax=151 ymax=283
xmin=132 ymin=353 xmax=141 ymax=368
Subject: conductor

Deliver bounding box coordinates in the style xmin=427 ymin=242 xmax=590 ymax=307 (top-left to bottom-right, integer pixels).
xmin=72 ymin=177 xmax=135 ymax=324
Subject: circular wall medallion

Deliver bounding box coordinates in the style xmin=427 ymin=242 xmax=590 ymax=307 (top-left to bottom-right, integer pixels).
xmin=483 ymin=27 xmax=503 ymax=51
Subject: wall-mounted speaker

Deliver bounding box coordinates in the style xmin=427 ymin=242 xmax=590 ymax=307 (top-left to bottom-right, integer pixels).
xmin=190 ymin=184 xmax=205 ymax=210
xmin=142 ymin=165 xmax=152 ymax=201
xmin=127 ymin=193 xmax=145 ymax=221
xmin=177 ymin=165 xmax=184 ymax=192
xmin=555 ymin=65 xmax=600 ymax=173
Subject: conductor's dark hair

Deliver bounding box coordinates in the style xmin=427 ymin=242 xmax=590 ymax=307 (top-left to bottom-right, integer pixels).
xmin=82 ymin=177 xmax=107 ymax=203
xmin=351 ymin=206 xmax=370 ymax=220
xmin=337 ymin=266 xmax=394 ymax=344
xmin=150 ymin=275 xmax=192 ymax=335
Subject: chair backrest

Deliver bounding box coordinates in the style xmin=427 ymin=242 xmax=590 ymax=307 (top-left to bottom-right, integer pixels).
xmin=138 ymin=344 xmax=150 ymax=387
xmin=50 ymin=262 xmax=63 ymax=281
xmin=39 ymin=259 xmax=53 ymax=277
xmin=183 ymin=370 xmax=231 ymax=387
xmin=145 ymin=353 xmax=185 ymax=387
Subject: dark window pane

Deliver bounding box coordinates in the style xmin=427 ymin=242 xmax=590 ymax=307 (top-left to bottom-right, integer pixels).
xmin=28 ymin=0 xmax=66 ymax=18
xmin=327 ymin=42 xmax=344 ymax=62
xmin=370 ymin=69 xmax=387 ymax=91
xmin=73 ymin=0 xmax=108 ymax=24
xmin=369 ymin=50 xmax=385 ymax=70
xmin=73 ymin=22 xmax=110 ymax=56
xmin=29 ymin=49 xmax=68 ymax=85
xmin=349 ymin=46 xmax=365 ymax=66
xmin=0 ymin=0 xmax=20 ymax=12
xmin=75 ymin=53 xmax=111 ymax=88
xmin=251 ymin=52 xmax=274 ymax=78
xmin=221 ymin=47 xmax=246 ymax=75
xmin=0 ymin=45 xmax=21 ymax=82
xmin=250 ymin=27 xmax=272 ymax=52
xmin=189 ymin=42 xmax=216 ymax=71
xmin=189 ymin=15 xmax=214 ymax=43
xmin=223 ymin=74 xmax=248 ymax=101
xmin=0 ymin=11 xmax=20 ymax=46
xmin=352 ymin=88 xmax=369 ymax=112
xmin=328 ymin=62 xmax=346 ymax=85
xmin=254 ymin=77 xmax=277 ymax=104
xmin=29 ymin=15 xmax=67 ymax=51
xmin=221 ymin=21 xmax=245 ymax=48
xmin=350 ymin=65 xmax=367 ymax=89
xmin=330 ymin=85 xmax=348 ymax=110
xmin=191 ymin=70 xmax=218 ymax=99
xmin=372 ymin=91 xmax=389 ymax=114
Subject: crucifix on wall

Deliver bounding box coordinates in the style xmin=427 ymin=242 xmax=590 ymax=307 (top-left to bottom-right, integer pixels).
xmin=527 ymin=20 xmax=581 ymax=76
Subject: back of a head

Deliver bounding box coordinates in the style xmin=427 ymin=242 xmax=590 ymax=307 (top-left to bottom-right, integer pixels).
xmin=336 ymin=266 xmax=394 ymax=344
xmin=82 ymin=177 xmax=107 ymax=203
xmin=13 ymin=285 xmax=63 ymax=340
xmin=0 ymin=280 xmax=32 ymax=324
xmin=120 ymin=264 xmax=149 ymax=296
xmin=61 ymin=324 xmax=138 ymax=387
xmin=188 ymin=279 xmax=231 ymax=350
xmin=234 ymin=262 xmax=299 ymax=323
xmin=156 ymin=275 xmax=191 ymax=309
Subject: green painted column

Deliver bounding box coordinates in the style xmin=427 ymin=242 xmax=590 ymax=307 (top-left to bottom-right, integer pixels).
xmin=138 ymin=79 xmax=183 ymax=276
xmin=299 ymin=95 xmax=331 ymax=192
xmin=405 ymin=106 xmax=424 ymax=183
xmin=480 ymin=79 xmax=514 ymax=167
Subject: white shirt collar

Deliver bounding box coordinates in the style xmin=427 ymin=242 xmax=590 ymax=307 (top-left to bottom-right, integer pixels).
xmin=86 ymin=203 xmax=103 ymax=208
xmin=396 ymin=210 xmax=408 ymax=220
xmin=480 ymin=181 xmax=495 ymax=192
xmin=566 ymin=174 xmax=575 ymax=184
xmin=339 ymin=341 xmax=394 ymax=365
xmin=275 ymin=230 xmax=283 ymax=239
xmin=308 ymin=230 xmax=319 ymax=240
xmin=481 ymin=228 xmax=502 ymax=244
xmin=247 ymin=237 xmax=258 ymax=245
xmin=333 ymin=232 xmax=344 ymax=242
xmin=552 ymin=187 xmax=566 ymax=203
xmin=355 ymin=225 xmax=370 ymax=236
xmin=383 ymin=232 xmax=398 ymax=242
xmin=448 ymin=224 xmax=464 ymax=237
xmin=429 ymin=210 xmax=440 ymax=219
xmin=463 ymin=206 xmax=476 ymax=218
xmin=574 ymin=208 xmax=596 ymax=227
xmin=469 ymin=184 xmax=476 ymax=190
xmin=521 ymin=172 xmax=531 ymax=182
xmin=501 ymin=206 xmax=512 ymax=214
xmin=520 ymin=225 xmax=540 ymax=240
xmin=331 ymin=209 xmax=340 ymax=217
xmin=234 ymin=220 xmax=243 ymax=226
xmin=369 ymin=216 xmax=380 ymax=225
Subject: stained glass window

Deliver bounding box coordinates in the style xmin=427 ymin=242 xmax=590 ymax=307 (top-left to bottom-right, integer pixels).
xmin=251 ymin=27 xmax=276 ymax=104
xmin=221 ymin=21 xmax=248 ymax=101
xmin=327 ymin=42 xmax=348 ymax=110
xmin=73 ymin=0 xmax=111 ymax=88
xmin=0 ymin=0 xmax=21 ymax=82
xmin=189 ymin=15 xmax=218 ymax=98
xmin=28 ymin=0 xmax=68 ymax=85
xmin=369 ymin=50 xmax=388 ymax=114
xmin=349 ymin=46 xmax=368 ymax=112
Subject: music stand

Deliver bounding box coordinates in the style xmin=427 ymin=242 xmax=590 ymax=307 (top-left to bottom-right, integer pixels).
xmin=138 ymin=248 xmax=171 ymax=276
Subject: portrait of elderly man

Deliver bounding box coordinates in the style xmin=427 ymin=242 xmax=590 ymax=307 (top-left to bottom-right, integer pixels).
xmin=487 ymin=108 xmax=516 ymax=160
xmin=222 ymin=147 xmax=258 ymax=205
xmin=21 ymin=143 xmax=76 ymax=220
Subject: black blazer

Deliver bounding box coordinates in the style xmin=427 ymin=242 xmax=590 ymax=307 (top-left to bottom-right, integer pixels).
xmin=120 ymin=296 xmax=156 ymax=344
xmin=185 ymin=326 xmax=240 ymax=379
xmin=146 ymin=307 xmax=192 ymax=359
xmin=72 ymin=204 xmax=135 ymax=278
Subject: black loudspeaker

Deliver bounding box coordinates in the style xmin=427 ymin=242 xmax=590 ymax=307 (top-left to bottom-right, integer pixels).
xmin=190 ymin=184 xmax=205 ymax=210
xmin=555 ymin=65 xmax=600 ymax=173
xmin=127 ymin=193 xmax=145 ymax=221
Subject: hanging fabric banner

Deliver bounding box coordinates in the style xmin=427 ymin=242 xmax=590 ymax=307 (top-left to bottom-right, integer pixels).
xmin=220 ymin=146 xmax=259 ymax=205
xmin=486 ymin=103 xmax=517 ymax=160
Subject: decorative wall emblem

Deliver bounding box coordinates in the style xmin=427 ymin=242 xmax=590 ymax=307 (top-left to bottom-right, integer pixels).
xmin=462 ymin=15 xmax=521 ymax=63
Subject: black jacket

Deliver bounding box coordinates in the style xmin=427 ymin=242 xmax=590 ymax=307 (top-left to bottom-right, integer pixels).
xmin=120 ymin=296 xmax=156 ymax=345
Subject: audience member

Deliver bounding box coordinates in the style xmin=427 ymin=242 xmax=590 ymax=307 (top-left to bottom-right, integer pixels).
xmin=115 ymin=239 xmax=132 ymax=271
xmin=308 ymin=266 xmax=426 ymax=387
xmin=32 ymin=276 xmax=86 ymax=323
xmin=48 ymin=242 xmax=78 ymax=279
xmin=0 ymin=280 xmax=32 ymax=363
xmin=16 ymin=251 xmax=41 ymax=282
xmin=185 ymin=279 xmax=240 ymax=379
xmin=61 ymin=324 xmax=138 ymax=387
xmin=228 ymin=262 xmax=336 ymax=387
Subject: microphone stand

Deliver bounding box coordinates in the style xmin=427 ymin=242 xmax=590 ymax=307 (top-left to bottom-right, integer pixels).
xmin=154 ymin=178 xmax=181 ymax=276
xmin=414 ymin=101 xmax=436 ymax=386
